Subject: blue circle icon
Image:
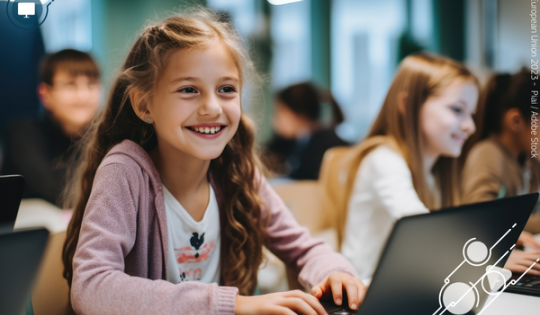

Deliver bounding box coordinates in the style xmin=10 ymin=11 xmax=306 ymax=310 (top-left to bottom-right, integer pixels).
xmin=6 ymin=0 xmax=54 ymax=30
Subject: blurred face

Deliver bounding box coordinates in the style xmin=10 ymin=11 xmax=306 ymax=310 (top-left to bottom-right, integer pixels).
xmin=420 ymin=80 xmax=479 ymax=158
xmin=147 ymin=42 xmax=242 ymax=160
xmin=40 ymin=70 xmax=101 ymax=135
xmin=272 ymin=101 xmax=310 ymax=139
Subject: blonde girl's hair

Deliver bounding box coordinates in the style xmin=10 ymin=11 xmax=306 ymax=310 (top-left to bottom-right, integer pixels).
xmin=62 ymin=8 xmax=267 ymax=296
xmin=322 ymin=53 xmax=479 ymax=248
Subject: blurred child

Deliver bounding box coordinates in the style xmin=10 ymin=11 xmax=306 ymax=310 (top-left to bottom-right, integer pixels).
xmin=1 ymin=49 xmax=101 ymax=207
xmin=462 ymin=69 xmax=540 ymax=275
xmin=264 ymin=82 xmax=348 ymax=180
xmin=62 ymin=9 xmax=365 ymax=315
xmin=333 ymin=53 xmax=479 ymax=282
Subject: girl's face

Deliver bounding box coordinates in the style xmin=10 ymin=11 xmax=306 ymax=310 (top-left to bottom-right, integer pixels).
xmin=420 ymin=80 xmax=479 ymax=158
xmin=147 ymin=42 xmax=242 ymax=160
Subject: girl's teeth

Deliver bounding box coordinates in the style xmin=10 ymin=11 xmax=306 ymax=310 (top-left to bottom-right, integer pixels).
xmin=191 ymin=126 xmax=223 ymax=134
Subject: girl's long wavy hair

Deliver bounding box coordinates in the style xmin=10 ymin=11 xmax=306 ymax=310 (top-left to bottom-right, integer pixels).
xmin=361 ymin=53 xmax=479 ymax=209
xmin=62 ymin=9 xmax=267 ymax=295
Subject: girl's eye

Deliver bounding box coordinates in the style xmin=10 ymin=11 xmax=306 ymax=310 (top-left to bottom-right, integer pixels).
xmin=218 ymin=86 xmax=236 ymax=93
xmin=178 ymin=87 xmax=197 ymax=94
xmin=450 ymin=106 xmax=463 ymax=114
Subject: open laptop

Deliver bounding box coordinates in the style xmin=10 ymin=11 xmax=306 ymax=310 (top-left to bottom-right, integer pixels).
xmin=322 ymin=193 xmax=539 ymax=315
xmin=0 ymin=227 xmax=49 ymax=315
xmin=0 ymin=175 xmax=25 ymax=230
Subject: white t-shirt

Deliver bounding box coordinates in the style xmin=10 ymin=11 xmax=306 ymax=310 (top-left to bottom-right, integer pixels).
xmin=163 ymin=183 xmax=221 ymax=284
xmin=341 ymin=145 xmax=430 ymax=283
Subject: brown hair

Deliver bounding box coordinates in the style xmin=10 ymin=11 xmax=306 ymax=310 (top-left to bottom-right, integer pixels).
xmin=277 ymin=82 xmax=344 ymax=128
xmin=40 ymin=49 xmax=100 ymax=85
xmin=62 ymin=9 xmax=267 ymax=295
xmin=465 ymin=68 xmax=533 ymax=149
xmin=359 ymin=53 xmax=478 ymax=209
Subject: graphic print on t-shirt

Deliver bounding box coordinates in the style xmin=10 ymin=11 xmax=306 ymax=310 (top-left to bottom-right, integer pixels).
xmin=164 ymin=183 xmax=221 ymax=284
xmin=174 ymin=231 xmax=216 ymax=281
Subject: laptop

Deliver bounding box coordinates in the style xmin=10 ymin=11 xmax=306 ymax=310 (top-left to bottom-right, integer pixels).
xmin=0 ymin=175 xmax=25 ymax=230
xmin=322 ymin=193 xmax=539 ymax=315
xmin=0 ymin=227 xmax=49 ymax=315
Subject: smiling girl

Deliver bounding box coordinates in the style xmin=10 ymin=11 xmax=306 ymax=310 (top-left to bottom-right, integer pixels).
xmin=62 ymin=10 xmax=364 ymax=315
xmin=328 ymin=53 xmax=479 ymax=282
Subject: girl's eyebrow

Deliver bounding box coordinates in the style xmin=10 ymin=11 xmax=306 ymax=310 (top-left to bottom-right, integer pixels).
xmin=167 ymin=76 xmax=239 ymax=86
xmin=168 ymin=76 xmax=199 ymax=86
xmin=221 ymin=76 xmax=240 ymax=83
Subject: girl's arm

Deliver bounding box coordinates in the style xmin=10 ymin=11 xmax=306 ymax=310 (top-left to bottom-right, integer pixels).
xmin=255 ymin=172 xmax=358 ymax=289
xmin=71 ymin=162 xmax=237 ymax=315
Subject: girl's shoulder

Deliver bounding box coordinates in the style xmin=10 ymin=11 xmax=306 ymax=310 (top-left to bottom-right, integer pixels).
xmin=361 ymin=143 xmax=407 ymax=170
xmin=96 ymin=140 xmax=162 ymax=188
xmin=467 ymin=138 xmax=507 ymax=165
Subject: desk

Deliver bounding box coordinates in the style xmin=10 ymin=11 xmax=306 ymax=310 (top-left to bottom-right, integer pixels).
xmin=14 ymin=199 xmax=70 ymax=233
xmin=480 ymin=292 xmax=540 ymax=314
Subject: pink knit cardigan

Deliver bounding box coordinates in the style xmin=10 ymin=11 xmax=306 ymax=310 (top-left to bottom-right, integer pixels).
xmin=71 ymin=139 xmax=357 ymax=315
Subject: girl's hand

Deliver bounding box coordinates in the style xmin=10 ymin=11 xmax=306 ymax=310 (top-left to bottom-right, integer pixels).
xmin=517 ymin=231 xmax=540 ymax=249
xmin=310 ymin=272 xmax=366 ymax=311
xmin=505 ymin=250 xmax=540 ymax=276
xmin=235 ymin=290 xmax=327 ymax=315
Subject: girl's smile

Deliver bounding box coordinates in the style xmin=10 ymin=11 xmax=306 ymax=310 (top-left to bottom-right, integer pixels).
xmin=186 ymin=123 xmax=227 ymax=139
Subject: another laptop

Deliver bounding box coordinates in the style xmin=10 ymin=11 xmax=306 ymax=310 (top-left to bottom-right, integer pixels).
xmin=0 ymin=227 xmax=49 ymax=315
xmin=0 ymin=175 xmax=25 ymax=230
xmin=322 ymin=193 xmax=539 ymax=315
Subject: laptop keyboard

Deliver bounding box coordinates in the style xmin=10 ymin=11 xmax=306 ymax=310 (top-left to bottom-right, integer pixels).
xmin=512 ymin=275 xmax=540 ymax=289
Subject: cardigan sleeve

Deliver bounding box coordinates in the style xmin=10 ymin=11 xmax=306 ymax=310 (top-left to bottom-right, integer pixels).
xmin=71 ymin=162 xmax=237 ymax=315
xmin=256 ymin=173 xmax=359 ymax=289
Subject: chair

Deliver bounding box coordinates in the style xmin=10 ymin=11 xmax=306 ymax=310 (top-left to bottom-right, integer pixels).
xmin=273 ymin=180 xmax=331 ymax=234
xmin=31 ymin=231 xmax=72 ymax=315
xmin=318 ymin=146 xmax=353 ymax=250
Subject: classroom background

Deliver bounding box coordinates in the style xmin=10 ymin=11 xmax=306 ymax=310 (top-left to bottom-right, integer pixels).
xmin=0 ymin=0 xmax=535 ymax=314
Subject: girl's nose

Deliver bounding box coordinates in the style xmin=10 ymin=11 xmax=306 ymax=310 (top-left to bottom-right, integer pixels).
xmin=462 ymin=115 xmax=476 ymax=135
xmin=198 ymin=93 xmax=223 ymax=117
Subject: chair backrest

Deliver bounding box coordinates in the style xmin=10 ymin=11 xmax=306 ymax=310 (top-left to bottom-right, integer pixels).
xmin=317 ymin=146 xmax=352 ymax=249
xmin=273 ymin=180 xmax=329 ymax=233
xmin=31 ymin=231 xmax=72 ymax=315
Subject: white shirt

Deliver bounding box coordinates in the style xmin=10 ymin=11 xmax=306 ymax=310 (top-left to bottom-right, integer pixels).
xmin=163 ymin=183 xmax=221 ymax=284
xmin=341 ymin=145 xmax=430 ymax=283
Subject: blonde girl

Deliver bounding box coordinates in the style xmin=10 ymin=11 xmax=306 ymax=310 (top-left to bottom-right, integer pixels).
xmin=327 ymin=53 xmax=479 ymax=282
xmin=62 ymin=9 xmax=364 ymax=315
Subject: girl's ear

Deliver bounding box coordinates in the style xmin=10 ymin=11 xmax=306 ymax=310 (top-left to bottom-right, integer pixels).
xmin=397 ymin=91 xmax=408 ymax=116
xmin=505 ymin=108 xmax=525 ymax=132
xmin=129 ymin=89 xmax=153 ymax=123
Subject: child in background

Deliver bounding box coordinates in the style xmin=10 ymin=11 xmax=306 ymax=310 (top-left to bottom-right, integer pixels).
xmin=462 ymin=69 xmax=540 ymax=276
xmin=335 ymin=53 xmax=479 ymax=282
xmin=62 ymin=9 xmax=364 ymax=315
xmin=264 ymin=82 xmax=348 ymax=180
xmin=1 ymin=49 xmax=101 ymax=207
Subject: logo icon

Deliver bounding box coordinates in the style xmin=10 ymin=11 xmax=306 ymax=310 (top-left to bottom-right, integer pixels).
xmin=6 ymin=0 xmax=55 ymax=30
xmin=433 ymin=223 xmax=539 ymax=315
xmin=18 ymin=2 xmax=35 ymax=18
